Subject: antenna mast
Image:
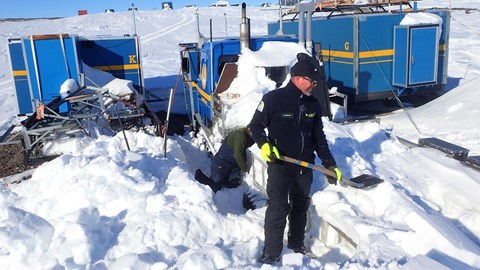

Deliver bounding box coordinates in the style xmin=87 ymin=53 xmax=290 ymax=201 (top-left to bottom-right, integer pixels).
xmin=131 ymin=3 xmax=137 ymax=36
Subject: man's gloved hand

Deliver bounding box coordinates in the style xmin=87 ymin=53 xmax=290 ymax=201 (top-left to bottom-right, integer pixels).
xmin=326 ymin=166 xmax=342 ymax=185
xmin=260 ymin=143 xmax=280 ymax=162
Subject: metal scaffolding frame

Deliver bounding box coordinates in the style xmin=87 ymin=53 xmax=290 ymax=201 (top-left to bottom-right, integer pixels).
xmin=1 ymin=82 xmax=146 ymax=164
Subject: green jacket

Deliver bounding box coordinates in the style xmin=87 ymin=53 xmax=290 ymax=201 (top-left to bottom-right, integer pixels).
xmin=225 ymin=128 xmax=255 ymax=172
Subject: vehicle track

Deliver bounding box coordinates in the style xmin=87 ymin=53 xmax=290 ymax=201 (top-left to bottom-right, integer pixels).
xmin=0 ymin=79 xmax=13 ymax=93
xmin=140 ymin=10 xmax=195 ymax=44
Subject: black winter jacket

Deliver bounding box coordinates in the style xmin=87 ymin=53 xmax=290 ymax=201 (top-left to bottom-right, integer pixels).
xmin=248 ymin=81 xmax=336 ymax=172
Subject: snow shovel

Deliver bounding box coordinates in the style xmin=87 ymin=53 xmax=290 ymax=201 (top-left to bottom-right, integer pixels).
xmin=278 ymin=155 xmax=384 ymax=189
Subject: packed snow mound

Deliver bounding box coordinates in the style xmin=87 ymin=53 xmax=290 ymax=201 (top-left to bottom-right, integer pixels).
xmin=219 ymin=42 xmax=310 ymax=130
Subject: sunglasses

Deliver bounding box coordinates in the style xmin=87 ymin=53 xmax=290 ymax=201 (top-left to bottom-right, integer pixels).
xmin=303 ymin=76 xmax=317 ymax=87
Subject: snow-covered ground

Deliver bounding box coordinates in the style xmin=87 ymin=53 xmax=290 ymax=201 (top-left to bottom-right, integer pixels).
xmin=1 ymin=1 xmax=480 ymax=269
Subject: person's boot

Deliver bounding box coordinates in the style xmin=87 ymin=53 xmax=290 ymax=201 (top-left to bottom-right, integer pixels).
xmin=194 ymin=169 xmax=210 ymax=185
xmin=258 ymin=253 xmax=280 ymax=265
xmin=287 ymin=244 xmax=309 ymax=255
xmin=287 ymin=244 xmax=317 ymax=258
xmin=194 ymin=169 xmax=222 ymax=192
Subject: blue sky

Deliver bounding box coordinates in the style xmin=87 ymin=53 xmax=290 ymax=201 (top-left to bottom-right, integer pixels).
xmin=0 ymin=0 xmax=269 ymax=18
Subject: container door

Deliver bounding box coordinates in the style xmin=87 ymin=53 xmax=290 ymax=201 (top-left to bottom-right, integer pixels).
xmin=409 ymin=26 xmax=439 ymax=85
xmin=180 ymin=45 xmax=201 ymax=123
xmin=393 ymin=26 xmax=409 ymax=87
xmin=8 ymin=39 xmax=34 ymax=114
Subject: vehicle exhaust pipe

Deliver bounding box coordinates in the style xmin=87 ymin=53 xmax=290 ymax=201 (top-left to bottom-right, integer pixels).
xmin=296 ymin=2 xmax=315 ymax=54
xmin=240 ymin=2 xmax=251 ymax=50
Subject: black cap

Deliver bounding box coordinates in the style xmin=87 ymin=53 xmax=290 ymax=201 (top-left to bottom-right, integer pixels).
xmin=290 ymin=53 xmax=320 ymax=80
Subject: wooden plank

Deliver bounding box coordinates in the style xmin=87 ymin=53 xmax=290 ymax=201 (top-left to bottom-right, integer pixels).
xmin=30 ymin=34 xmax=69 ymax=40
xmin=215 ymin=62 xmax=238 ymax=94
xmin=287 ymin=0 xmax=419 ymax=14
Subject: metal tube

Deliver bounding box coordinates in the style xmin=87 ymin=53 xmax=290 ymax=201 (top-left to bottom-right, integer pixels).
xmin=306 ymin=11 xmax=313 ymax=54
xmin=134 ymin=35 xmax=144 ymax=97
xmin=276 ymin=1 xmax=284 ymax=35
xmin=58 ymin=34 xmax=71 ymax=79
xmin=210 ymin=18 xmax=214 ymax=100
xmin=298 ymin=11 xmax=305 ymax=48
xmin=115 ymin=105 xmax=131 ymax=151
xmin=29 ymin=36 xmax=42 ymax=101
xmin=131 ymin=4 xmax=137 ymax=36
xmin=240 ymin=2 xmax=250 ymax=50
xmin=196 ymin=8 xmax=201 ymax=42
xmin=224 ymin=12 xmax=228 ymax=37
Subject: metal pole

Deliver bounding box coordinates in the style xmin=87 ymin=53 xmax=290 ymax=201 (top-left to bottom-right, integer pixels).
xmin=115 ymin=105 xmax=131 ymax=151
xmin=134 ymin=35 xmax=144 ymax=97
xmin=298 ymin=11 xmax=305 ymax=48
xmin=276 ymin=0 xmax=284 ymax=35
xmin=210 ymin=19 xmax=214 ymax=97
xmin=224 ymin=12 xmax=228 ymax=37
xmin=131 ymin=3 xmax=137 ymax=36
xmin=306 ymin=11 xmax=312 ymax=54
xmin=58 ymin=34 xmax=71 ymax=79
xmin=162 ymin=88 xmax=174 ymax=157
xmin=29 ymin=36 xmax=42 ymax=101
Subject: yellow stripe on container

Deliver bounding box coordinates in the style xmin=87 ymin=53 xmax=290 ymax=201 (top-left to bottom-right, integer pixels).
xmin=359 ymin=49 xmax=393 ymax=58
xmin=13 ymin=70 xmax=27 ymax=76
xmin=323 ymin=44 xmax=446 ymax=60
xmin=94 ymin=64 xmax=139 ymax=71
xmin=323 ymin=49 xmax=394 ymax=59
xmin=191 ymin=81 xmax=212 ymax=102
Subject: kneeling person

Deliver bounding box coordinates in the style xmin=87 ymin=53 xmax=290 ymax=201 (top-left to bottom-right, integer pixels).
xmin=195 ymin=127 xmax=254 ymax=192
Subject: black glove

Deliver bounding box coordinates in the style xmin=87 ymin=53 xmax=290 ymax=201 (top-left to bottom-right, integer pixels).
xmin=243 ymin=192 xmax=256 ymax=210
xmin=326 ymin=166 xmax=342 ymax=185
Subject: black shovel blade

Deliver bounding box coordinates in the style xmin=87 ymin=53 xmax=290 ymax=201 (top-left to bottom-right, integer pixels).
xmin=349 ymin=174 xmax=384 ymax=189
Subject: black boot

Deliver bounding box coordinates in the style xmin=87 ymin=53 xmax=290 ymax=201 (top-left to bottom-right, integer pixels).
xmin=195 ymin=169 xmax=210 ymax=184
xmin=258 ymin=253 xmax=280 ymax=265
xmin=195 ymin=169 xmax=222 ymax=192
xmin=287 ymin=244 xmax=309 ymax=255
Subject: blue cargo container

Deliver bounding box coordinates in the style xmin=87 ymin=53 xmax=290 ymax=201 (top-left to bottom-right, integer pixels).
xmin=8 ymin=34 xmax=144 ymax=115
xmin=267 ymin=10 xmax=450 ymax=103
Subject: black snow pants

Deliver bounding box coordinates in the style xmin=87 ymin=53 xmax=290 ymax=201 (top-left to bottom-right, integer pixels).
xmin=210 ymin=142 xmax=241 ymax=185
xmin=263 ymin=162 xmax=312 ymax=257
xmin=195 ymin=142 xmax=241 ymax=192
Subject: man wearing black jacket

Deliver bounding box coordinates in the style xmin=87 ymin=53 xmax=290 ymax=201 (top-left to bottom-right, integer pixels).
xmin=248 ymin=53 xmax=342 ymax=264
